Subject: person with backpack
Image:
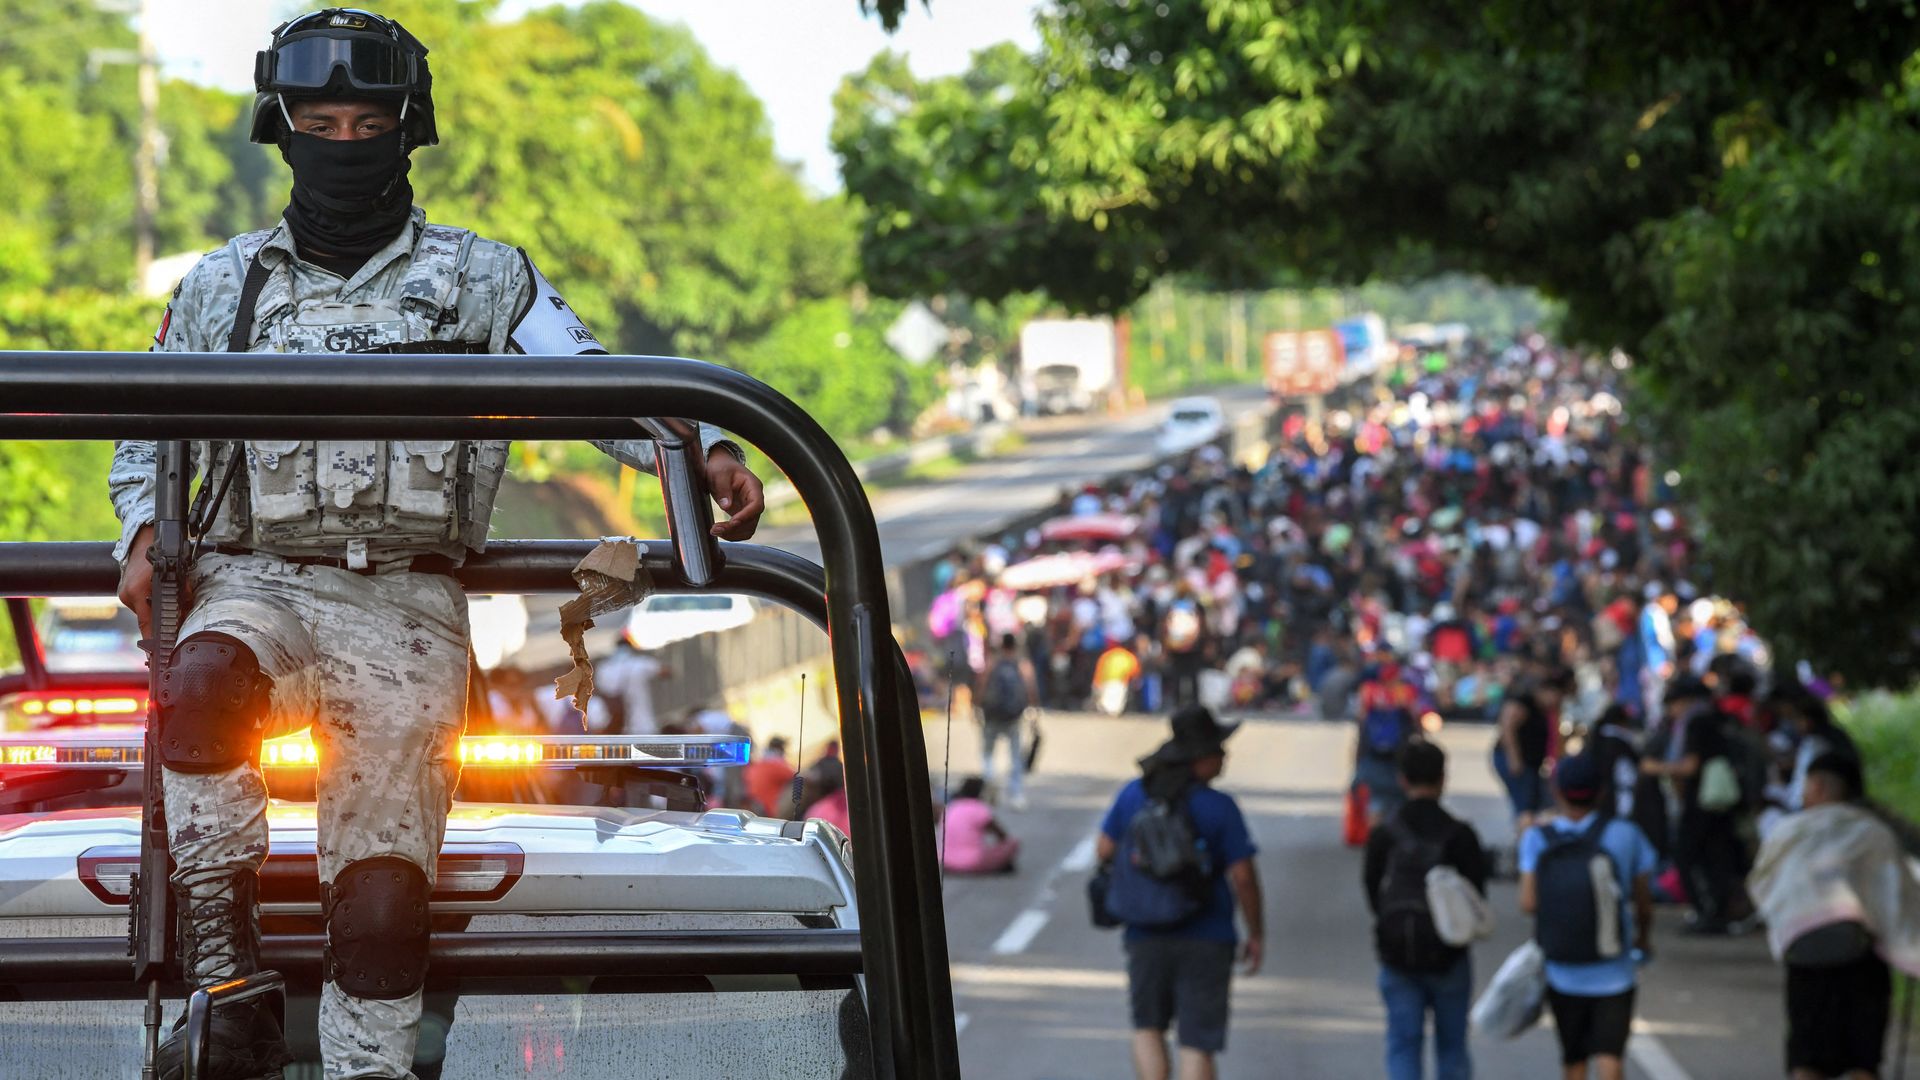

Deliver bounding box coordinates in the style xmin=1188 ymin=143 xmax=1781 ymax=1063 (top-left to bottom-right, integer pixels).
xmin=980 ymin=632 xmax=1038 ymax=810
xmin=1519 ymin=754 xmax=1658 ymax=1080
xmin=1354 ymin=654 xmax=1421 ymax=827
xmin=1096 ymin=705 xmax=1263 ymax=1080
xmin=1364 ymin=741 xmax=1490 ymax=1080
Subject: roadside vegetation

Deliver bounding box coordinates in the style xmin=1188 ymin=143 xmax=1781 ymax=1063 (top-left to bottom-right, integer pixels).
xmin=838 ymin=0 xmax=1920 ymax=689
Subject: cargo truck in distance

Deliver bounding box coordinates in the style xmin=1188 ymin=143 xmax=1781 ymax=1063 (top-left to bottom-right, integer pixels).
xmin=1018 ymin=317 xmax=1118 ymax=415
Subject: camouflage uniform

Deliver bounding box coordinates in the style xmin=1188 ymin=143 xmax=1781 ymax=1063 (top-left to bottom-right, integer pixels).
xmin=111 ymin=209 xmax=734 ymax=1080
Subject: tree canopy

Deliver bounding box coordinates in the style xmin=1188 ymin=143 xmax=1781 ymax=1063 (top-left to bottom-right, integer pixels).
xmin=838 ymin=0 xmax=1920 ymax=685
xmin=0 ymin=0 xmax=948 ymax=553
xmin=0 ymin=0 xmax=931 ymax=446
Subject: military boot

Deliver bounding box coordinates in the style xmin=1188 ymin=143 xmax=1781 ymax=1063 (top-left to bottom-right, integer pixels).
xmin=155 ymin=868 xmax=293 ymax=1080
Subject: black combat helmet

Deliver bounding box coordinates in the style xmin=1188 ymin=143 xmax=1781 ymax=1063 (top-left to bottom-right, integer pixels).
xmin=250 ymin=7 xmax=437 ymax=146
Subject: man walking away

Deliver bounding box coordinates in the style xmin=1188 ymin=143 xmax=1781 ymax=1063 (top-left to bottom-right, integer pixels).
xmin=1365 ymin=741 xmax=1489 ymax=1080
xmin=1355 ymin=654 xmax=1420 ymax=827
xmin=1748 ymin=754 xmax=1920 ymax=1080
xmin=1098 ymin=706 xmax=1262 ymax=1080
xmin=1520 ymin=754 xmax=1658 ymax=1080
xmin=980 ymin=632 xmax=1036 ymax=810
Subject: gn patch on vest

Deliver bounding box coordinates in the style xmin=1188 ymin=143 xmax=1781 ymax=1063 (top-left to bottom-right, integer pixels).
xmin=194 ymin=219 xmax=512 ymax=559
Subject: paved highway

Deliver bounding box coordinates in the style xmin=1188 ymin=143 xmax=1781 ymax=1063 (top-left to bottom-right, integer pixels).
xmin=505 ymin=386 xmax=1271 ymax=670
xmin=928 ymin=712 xmax=1920 ymax=1080
xmin=761 ymin=385 xmax=1271 ymax=568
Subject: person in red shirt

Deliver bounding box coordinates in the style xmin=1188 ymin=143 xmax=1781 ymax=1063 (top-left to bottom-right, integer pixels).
xmin=1354 ymin=656 xmax=1422 ymax=827
xmin=742 ymin=735 xmax=798 ymax=816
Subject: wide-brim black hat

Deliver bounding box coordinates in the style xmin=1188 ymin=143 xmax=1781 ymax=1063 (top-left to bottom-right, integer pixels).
xmin=1151 ymin=703 xmax=1240 ymax=762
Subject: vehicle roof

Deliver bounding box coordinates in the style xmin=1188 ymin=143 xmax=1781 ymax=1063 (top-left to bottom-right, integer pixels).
xmin=0 ymin=801 xmax=853 ymax=923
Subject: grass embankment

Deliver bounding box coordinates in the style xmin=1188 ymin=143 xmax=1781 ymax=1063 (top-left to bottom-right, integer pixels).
xmin=1838 ymin=691 xmax=1920 ymax=826
xmin=761 ymin=429 xmax=1029 ymax=530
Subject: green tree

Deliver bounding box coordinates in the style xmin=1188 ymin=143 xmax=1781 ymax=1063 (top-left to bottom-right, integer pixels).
xmin=378 ymin=0 xmax=854 ymax=357
xmin=834 ymin=46 xmax=1158 ymax=312
xmin=156 ymin=80 xmax=282 ymax=256
xmin=1637 ymin=63 xmax=1920 ymax=684
xmin=0 ymin=443 xmax=119 ymax=542
xmin=730 ymin=296 xmax=935 ymax=442
xmin=840 ymin=0 xmax=1920 ymax=684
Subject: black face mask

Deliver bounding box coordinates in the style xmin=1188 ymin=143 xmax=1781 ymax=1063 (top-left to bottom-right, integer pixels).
xmin=281 ymin=129 xmax=414 ymax=262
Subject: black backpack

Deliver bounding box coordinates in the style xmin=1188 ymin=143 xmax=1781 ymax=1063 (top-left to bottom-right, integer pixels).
xmin=1103 ymin=787 xmax=1213 ymax=930
xmin=1375 ymin=818 xmax=1457 ymax=973
xmin=982 ymin=658 xmax=1026 ymax=722
xmin=1533 ymin=819 xmax=1622 ymax=964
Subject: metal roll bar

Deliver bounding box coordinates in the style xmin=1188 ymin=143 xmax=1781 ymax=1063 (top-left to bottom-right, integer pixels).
xmin=0 ymin=351 xmax=958 ymax=1080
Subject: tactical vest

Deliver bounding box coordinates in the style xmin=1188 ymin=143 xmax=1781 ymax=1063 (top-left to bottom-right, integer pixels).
xmin=202 ymin=223 xmax=512 ymax=565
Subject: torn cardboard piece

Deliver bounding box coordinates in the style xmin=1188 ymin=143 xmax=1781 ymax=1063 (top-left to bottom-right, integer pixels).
xmin=555 ymin=538 xmax=652 ymax=714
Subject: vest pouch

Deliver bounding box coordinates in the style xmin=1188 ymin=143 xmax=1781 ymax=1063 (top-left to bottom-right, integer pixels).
xmin=245 ymin=440 xmax=316 ymax=525
xmin=386 ymin=440 xmax=460 ymax=538
xmin=460 ymin=441 xmax=511 ymax=551
xmin=316 ymin=441 xmax=388 ymax=536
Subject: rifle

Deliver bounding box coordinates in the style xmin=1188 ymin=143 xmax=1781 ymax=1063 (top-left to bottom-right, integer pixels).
xmin=136 ymin=439 xmax=192 ymax=1079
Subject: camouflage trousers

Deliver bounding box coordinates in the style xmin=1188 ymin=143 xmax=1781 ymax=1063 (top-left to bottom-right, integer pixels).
xmin=165 ymin=551 xmax=468 ymax=1080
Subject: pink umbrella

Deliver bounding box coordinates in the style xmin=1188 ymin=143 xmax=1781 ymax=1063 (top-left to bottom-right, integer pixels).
xmin=998 ymin=551 xmax=1130 ymax=591
xmin=1039 ymin=513 xmax=1142 ymax=543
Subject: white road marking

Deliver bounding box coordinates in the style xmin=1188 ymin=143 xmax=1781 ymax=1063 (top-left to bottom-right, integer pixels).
xmin=984 ymin=822 xmax=1104 ymax=957
xmin=1060 ymin=834 xmax=1097 ymax=873
xmin=1629 ymin=1022 xmax=1693 ymax=1080
xmin=990 ymin=908 xmax=1051 ymax=956
xmin=954 ymin=1012 xmax=972 ymax=1037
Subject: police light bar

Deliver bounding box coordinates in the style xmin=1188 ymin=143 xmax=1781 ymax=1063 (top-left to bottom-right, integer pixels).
xmin=1 ymin=690 xmax=149 ymax=730
xmin=0 ymin=731 xmax=752 ymax=771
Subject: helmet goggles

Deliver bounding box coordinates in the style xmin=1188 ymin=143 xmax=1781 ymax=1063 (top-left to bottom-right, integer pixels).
xmin=256 ymin=9 xmax=419 ymax=95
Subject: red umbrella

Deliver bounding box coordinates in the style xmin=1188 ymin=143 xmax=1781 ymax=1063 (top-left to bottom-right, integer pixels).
xmin=998 ymin=551 xmax=1130 ymax=591
xmin=1039 ymin=513 xmax=1141 ymax=543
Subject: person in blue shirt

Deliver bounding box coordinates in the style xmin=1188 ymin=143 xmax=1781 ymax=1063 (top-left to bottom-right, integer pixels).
xmin=1098 ymin=705 xmax=1263 ymax=1080
xmin=1519 ymin=754 xmax=1658 ymax=1080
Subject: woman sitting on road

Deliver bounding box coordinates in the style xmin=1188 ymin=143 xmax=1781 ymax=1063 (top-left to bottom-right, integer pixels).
xmin=801 ymin=758 xmax=853 ymax=835
xmin=940 ymin=776 xmax=1020 ymax=874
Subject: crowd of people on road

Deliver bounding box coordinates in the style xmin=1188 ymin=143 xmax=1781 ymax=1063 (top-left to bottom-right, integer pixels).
xmin=928 ymin=332 xmax=1920 ymax=1080
xmin=458 ymin=327 xmax=1918 ymax=1080
xmin=921 ymin=334 xmax=1768 ymax=768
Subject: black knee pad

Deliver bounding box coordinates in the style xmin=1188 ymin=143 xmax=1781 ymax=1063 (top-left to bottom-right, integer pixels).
xmin=156 ymin=632 xmax=273 ymax=772
xmin=324 ymin=856 xmax=431 ymax=1000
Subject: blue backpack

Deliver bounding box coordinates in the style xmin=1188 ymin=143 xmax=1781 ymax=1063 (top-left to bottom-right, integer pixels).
xmin=1103 ymin=788 xmax=1213 ymax=930
xmin=982 ymin=658 xmax=1027 ymax=723
xmin=1533 ymin=819 xmax=1624 ymax=963
xmin=1362 ymin=703 xmax=1413 ymax=759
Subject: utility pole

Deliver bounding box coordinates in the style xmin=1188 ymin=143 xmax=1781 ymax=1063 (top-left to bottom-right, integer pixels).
xmin=133 ymin=0 xmax=159 ymax=289
xmin=91 ymin=0 xmax=160 ymax=291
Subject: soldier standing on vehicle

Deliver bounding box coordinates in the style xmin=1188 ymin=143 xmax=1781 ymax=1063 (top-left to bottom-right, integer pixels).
xmin=109 ymin=10 xmax=765 ymax=1078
